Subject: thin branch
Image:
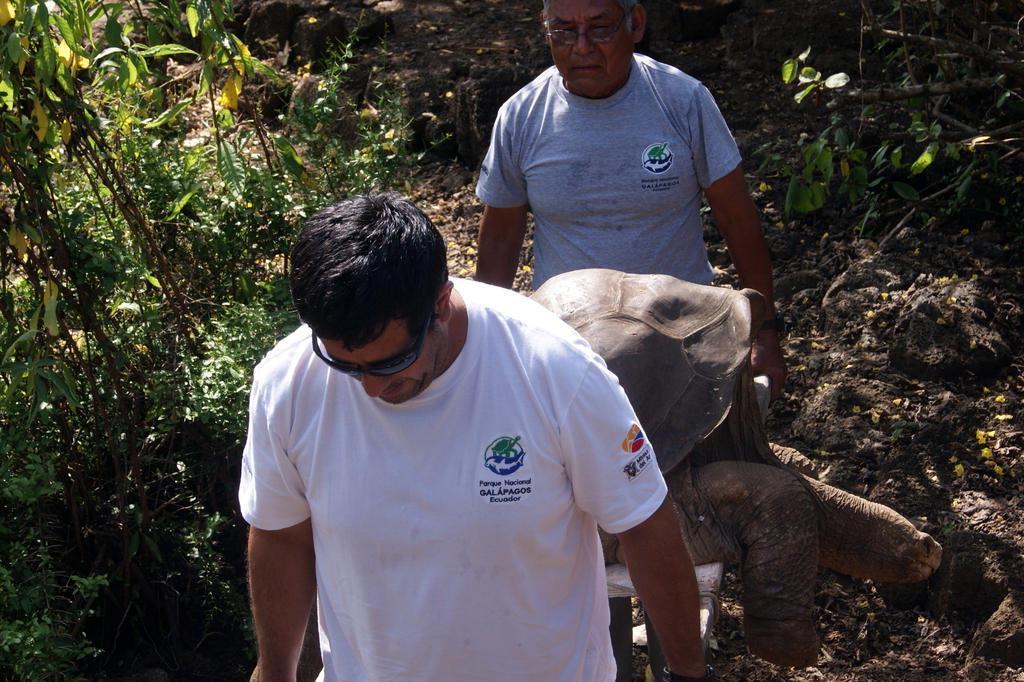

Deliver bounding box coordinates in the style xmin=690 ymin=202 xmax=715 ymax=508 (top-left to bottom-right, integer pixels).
xmin=827 ymin=76 xmax=1006 ymax=109
xmin=871 ymin=27 xmax=1024 ymax=79
xmin=878 ymin=207 xmax=916 ymax=252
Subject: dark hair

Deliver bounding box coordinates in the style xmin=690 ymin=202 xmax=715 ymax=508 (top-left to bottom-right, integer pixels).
xmin=289 ymin=193 xmax=448 ymax=347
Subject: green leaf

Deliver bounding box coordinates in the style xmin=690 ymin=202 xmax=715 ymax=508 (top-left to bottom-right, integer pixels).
xmin=274 ymin=135 xmax=307 ymax=179
xmin=781 ymin=58 xmax=798 ymax=84
xmin=910 ymin=142 xmax=939 ymax=175
xmin=6 ymin=32 xmax=23 ymax=63
xmin=52 ymin=14 xmax=77 ymax=48
xmin=165 ymin=189 xmax=196 ymax=219
xmin=144 ymin=98 xmax=190 ymax=128
xmin=215 ymin=106 xmax=235 ymax=128
xmin=42 ymin=281 xmax=59 ymax=337
xmin=815 ymin=145 xmax=833 ymax=178
xmin=216 ymin=138 xmax=244 ymax=197
xmin=798 ymin=66 xmax=821 ymax=84
xmin=0 ymin=79 xmax=13 ymax=109
xmin=834 ymin=127 xmax=850 ymax=148
xmin=93 ymin=46 xmax=126 ymax=62
xmin=186 ymin=5 xmax=199 ymax=37
xmin=809 ymin=181 xmax=827 ymax=210
xmin=103 ymin=9 xmax=123 ymax=46
xmin=2 ymin=330 xmax=37 ymax=365
xmin=794 ymin=83 xmax=817 ymax=104
xmin=891 ymin=181 xmax=919 ymax=201
xmin=890 ymin=146 xmax=903 ymax=169
xmin=37 ymin=35 xmax=57 ymax=85
xmin=141 ymin=43 xmax=197 ymax=58
xmin=117 ymin=57 xmax=137 ymax=89
xmin=824 ymin=72 xmax=850 ymax=89
xmin=37 ymin=367 xmax=79 ymax=409
xmin=955 ymin=173 xmax=972 ymax=203
xmin=197 ymin=61 xmax=213 ymax=97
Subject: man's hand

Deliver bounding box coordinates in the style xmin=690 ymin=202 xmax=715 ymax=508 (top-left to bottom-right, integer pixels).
xmin=616 ymin=498 xmax=706 ymax=678
xmin=475 ymin=204 xmax=528 ymax=288
xmin=706 ymin=166 xmax=788 ymax=397
xmin=248 ymin=519 xmax=316 ymax=682
xmin=752 ymin=329 xmax=786 ymax=400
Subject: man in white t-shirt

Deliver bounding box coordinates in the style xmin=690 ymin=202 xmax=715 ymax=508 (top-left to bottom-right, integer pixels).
xmin=239 ymin=193 xmax=709 ymax=681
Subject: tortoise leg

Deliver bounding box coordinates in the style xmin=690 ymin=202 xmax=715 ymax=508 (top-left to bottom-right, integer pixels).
xmin=670 ymin=462 xmax=820 ymax=667
xmin=806 ymin=476 xmax=942 ymax=583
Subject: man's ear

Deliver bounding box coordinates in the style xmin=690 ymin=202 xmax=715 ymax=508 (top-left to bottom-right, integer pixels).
xmin=629 ymin=4 xmax=646 ymax=43
xmin=435 ymin=280 xmax=455 ymax=322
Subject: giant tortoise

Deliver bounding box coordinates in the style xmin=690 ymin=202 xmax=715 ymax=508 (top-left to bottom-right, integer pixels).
xmin=532 ymin=268 xmax=943 ymax=667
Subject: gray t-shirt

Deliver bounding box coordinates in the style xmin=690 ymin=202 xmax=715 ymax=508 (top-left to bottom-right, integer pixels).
xmin=476 ymin=54 xmax=742 ymax=288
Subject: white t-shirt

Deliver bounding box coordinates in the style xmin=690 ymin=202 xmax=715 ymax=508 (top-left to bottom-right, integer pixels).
xmin=476 ymin=54 xmax=742 ymax=288
xmin=239 ymin=279 xmax=667 ymax=682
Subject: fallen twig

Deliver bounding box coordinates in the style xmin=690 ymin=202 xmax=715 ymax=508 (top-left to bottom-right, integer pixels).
xmin=827 ymin=76 xmax=1006 ymax=109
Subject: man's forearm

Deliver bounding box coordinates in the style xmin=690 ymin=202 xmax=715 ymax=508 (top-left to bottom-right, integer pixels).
xmin=475 ymin=204 xmax=528 ymax=288
xmin=248 ymin=520 xmax=317 ymax=682
xmin=618 ymin=498 xmax=705 ymax=678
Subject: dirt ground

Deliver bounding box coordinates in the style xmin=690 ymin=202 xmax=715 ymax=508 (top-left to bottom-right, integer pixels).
xmin=265 ymin=0 xmax=1023 ymax=678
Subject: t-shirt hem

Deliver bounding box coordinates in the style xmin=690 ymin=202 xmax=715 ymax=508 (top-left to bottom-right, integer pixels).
xmin=475 ymin=183 xmax=527 ymax=210
xmin=704 ymin=152 xmax=743 ymax=189
xmin=241 ymin=508 xmax=311 ymax=531
xmin=598 ymin=483 xmax=668 ymax=535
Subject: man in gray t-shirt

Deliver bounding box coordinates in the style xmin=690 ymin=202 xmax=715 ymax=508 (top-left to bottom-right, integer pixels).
xmin=475 ymin=3 xmax=784 ymax=680
xmin=474 ymin=0 xmax=785 ymax=398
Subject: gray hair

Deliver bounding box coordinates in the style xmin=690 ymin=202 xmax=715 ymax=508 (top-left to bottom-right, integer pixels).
xmin=542 ymin=0 xmax=639 ymax=11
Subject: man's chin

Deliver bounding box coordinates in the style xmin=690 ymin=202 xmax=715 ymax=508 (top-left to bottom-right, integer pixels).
xmin=379 ymin=378 xmax=425 ymax=404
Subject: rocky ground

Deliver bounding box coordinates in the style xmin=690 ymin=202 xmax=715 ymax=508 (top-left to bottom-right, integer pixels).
xmin=235 ymin=0 xmax=1024 ymax=679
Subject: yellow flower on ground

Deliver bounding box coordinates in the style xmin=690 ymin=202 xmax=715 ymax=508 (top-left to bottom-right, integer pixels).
xmin=995 ymin=395 xmax=1006 ymax=403
xmin=981 ymin=447 xmax=993 ymax=460
xmin=976 ymin=429 xmax=987 ymax=444
xmin=953 ymin=463 xmax=965 ymax=477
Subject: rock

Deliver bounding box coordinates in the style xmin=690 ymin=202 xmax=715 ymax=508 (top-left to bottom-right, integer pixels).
xmin=820 ymin=258 xmax=904 ymax=333
xmin=244 ymin=0 xmax=305 ymax=52
xmin=454 ymin=65 xmax=534 ymax=167
xmin=775 ymin=268 xmax=825 ymax=302
xmin=678 ymin=0 xmax=742 ymax=40
xmin=291 ymin=11 xmax=349 ymax=67
xmin=969 ymin=591 xmax=1024 ymax=667
xmin=643 ymin=0 xmax=741 ymax=43
xmin=928 ymin=531 xmax=1008 ymax=622
xmin=888 ymin=278 xmax=1011 ymax=380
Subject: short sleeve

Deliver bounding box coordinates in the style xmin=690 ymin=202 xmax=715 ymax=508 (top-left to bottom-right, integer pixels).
xmin=475 ymin=101 xmax=529 ymax=208
xmin=687 ymin=84 xmax=742 ymax=189
xmin=559 ymin=362 xmax=668 ymax=535
xmin=238 ymin=371 xmax=311 ymax=530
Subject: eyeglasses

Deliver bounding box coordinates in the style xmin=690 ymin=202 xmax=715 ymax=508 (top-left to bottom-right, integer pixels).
xmin=545 ymin=14 xmax=627 ymax=46
xmin=311 ymin=314 xmax=434 ymax=377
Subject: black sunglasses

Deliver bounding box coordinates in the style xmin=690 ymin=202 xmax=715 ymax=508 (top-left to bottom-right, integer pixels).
xmin=311 ymin=314 xmax=434 ymax=377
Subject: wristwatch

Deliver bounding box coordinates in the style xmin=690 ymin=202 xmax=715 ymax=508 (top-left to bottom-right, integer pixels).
xmin=760 ymin=310 xmax=786 ymax=334
xmin=663 ymin=665 xmax=715 ymax=681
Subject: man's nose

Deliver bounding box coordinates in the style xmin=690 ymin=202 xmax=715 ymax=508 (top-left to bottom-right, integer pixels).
xmin=572 ymin=30 xmax=596 ymax=53
xmin=359 ymin=373 xmax=389 ymax=398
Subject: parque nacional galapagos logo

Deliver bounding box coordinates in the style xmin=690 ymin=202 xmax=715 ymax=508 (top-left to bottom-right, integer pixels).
xmin=484 ymin=435 xmax=526 ymax=476
xmin=641 ymin=142 xmax=673 ymax=174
